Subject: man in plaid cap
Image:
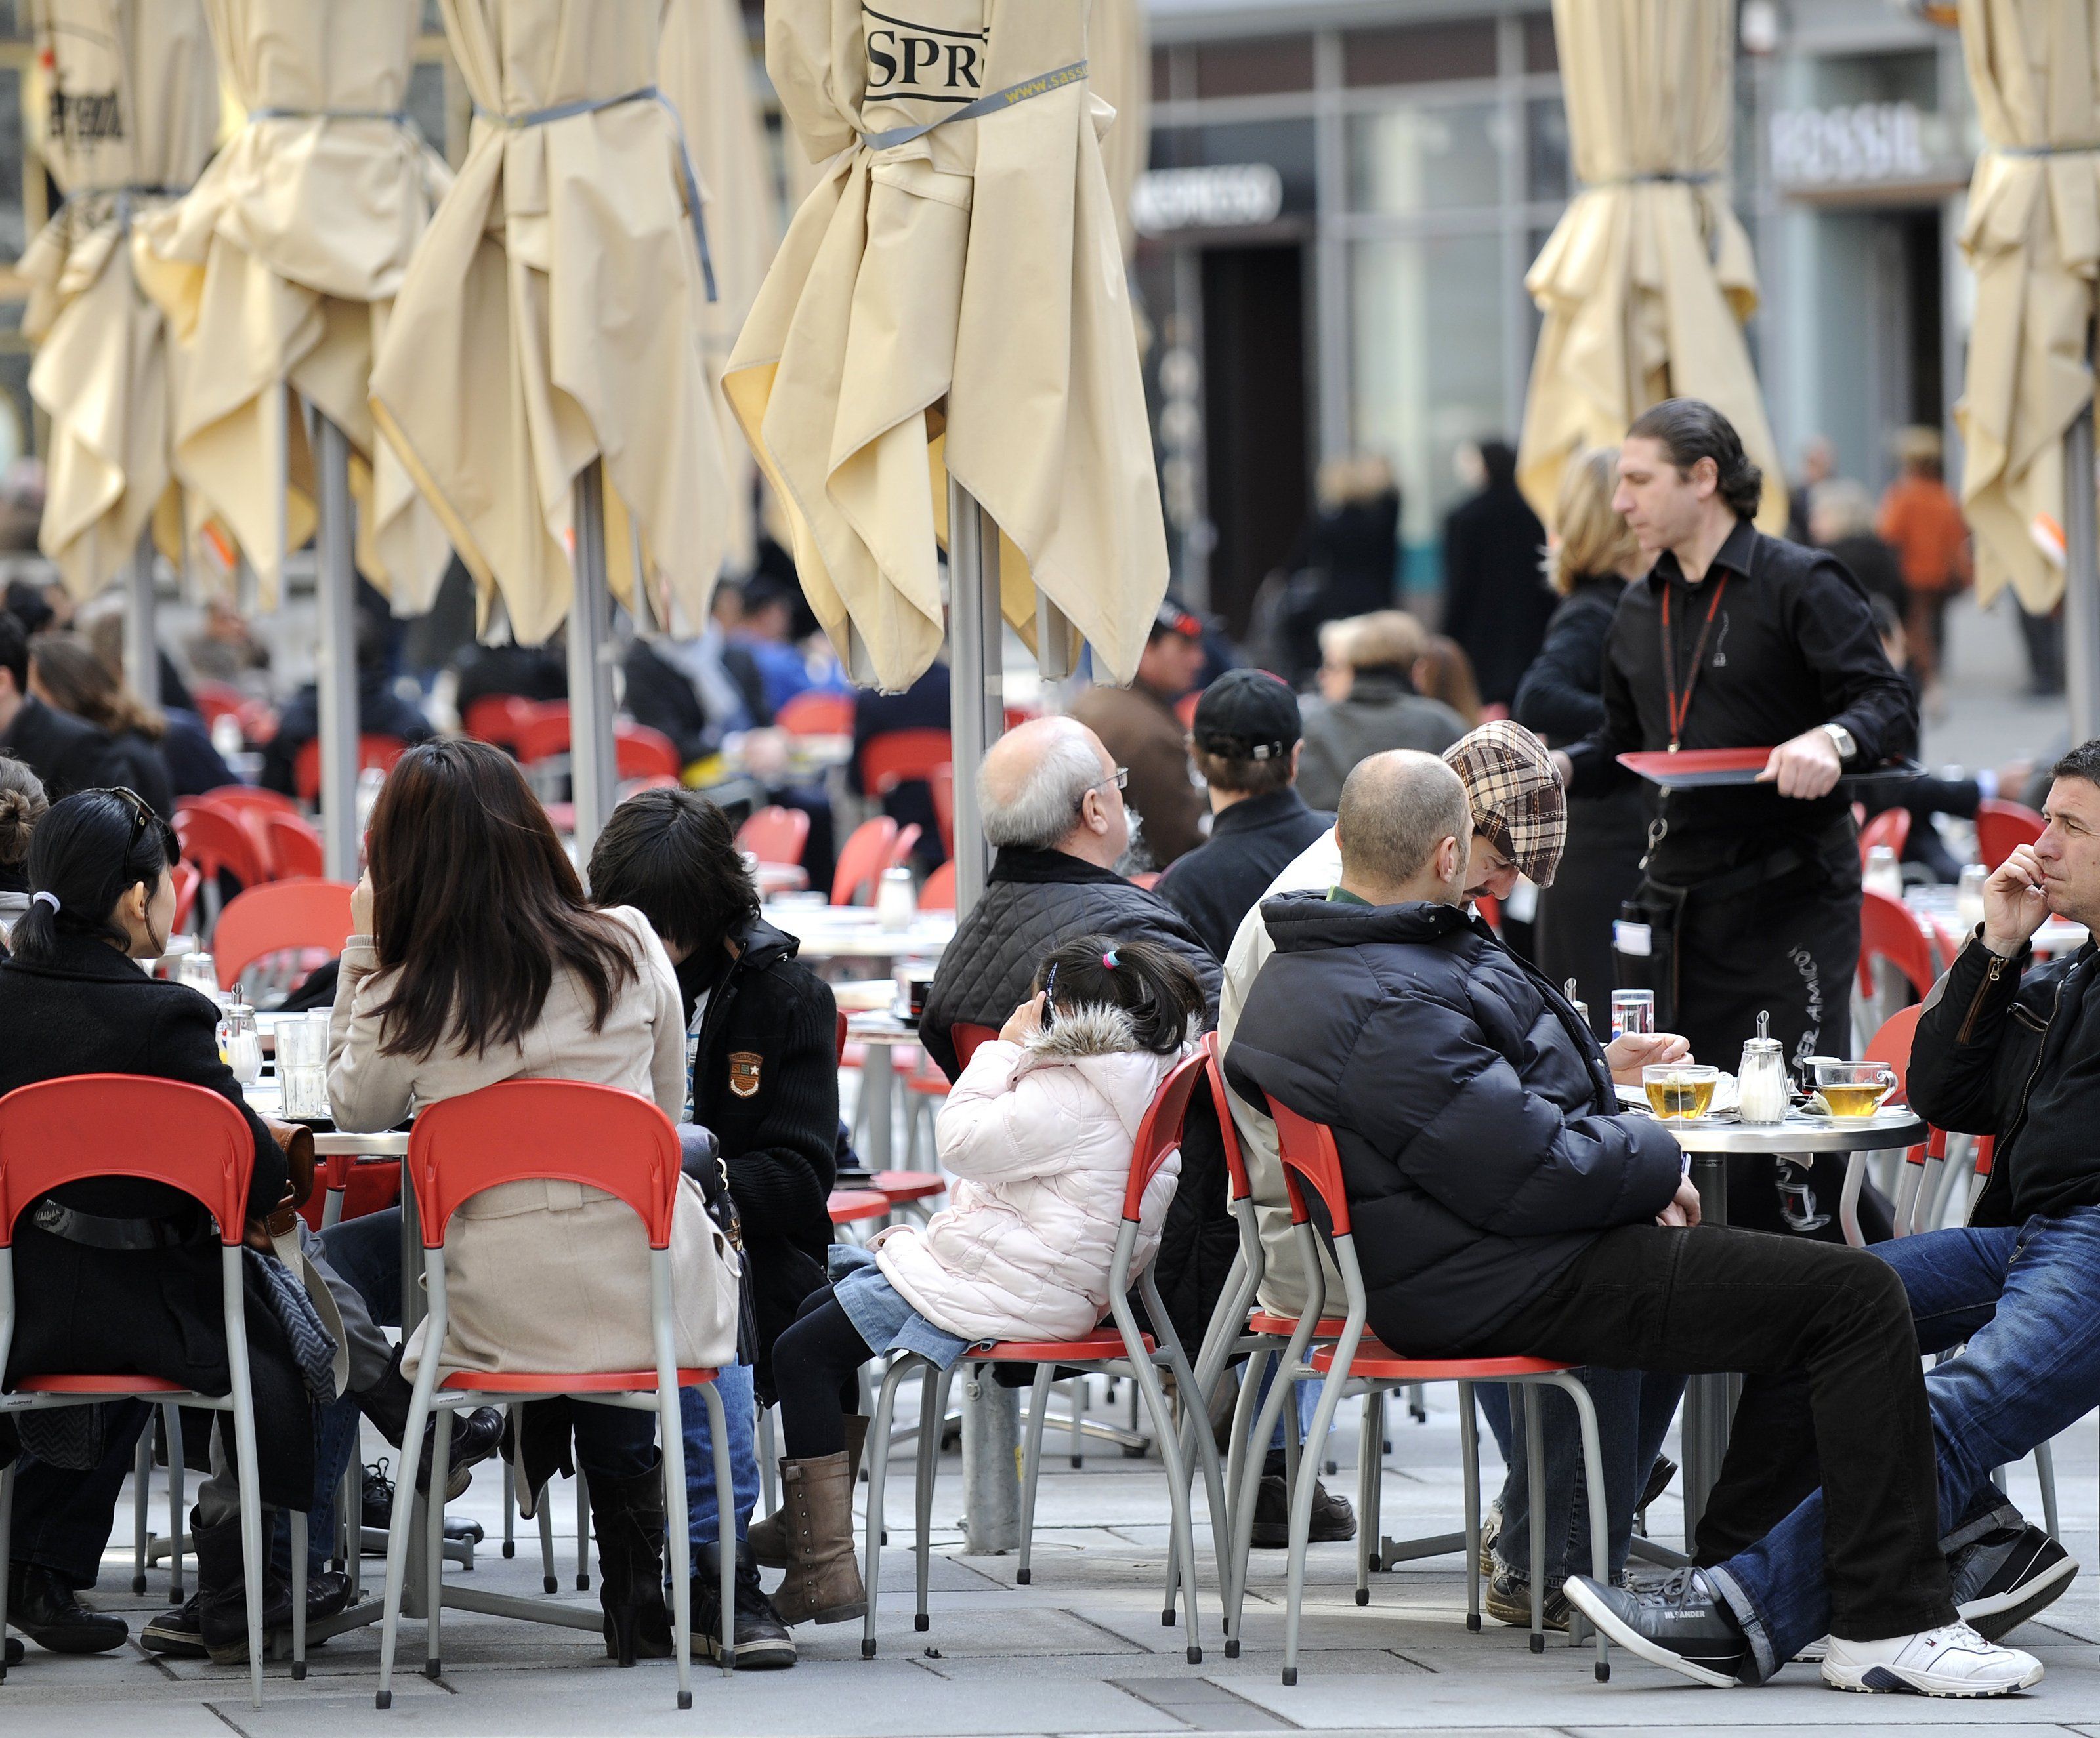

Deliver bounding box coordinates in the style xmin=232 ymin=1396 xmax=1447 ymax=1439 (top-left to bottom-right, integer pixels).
xmin=1443 ymin=717 xmax=1566 ymax=896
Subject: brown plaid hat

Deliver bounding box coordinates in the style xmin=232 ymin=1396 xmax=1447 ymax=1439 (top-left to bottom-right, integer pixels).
xmin=1442 ymin=720 xmax=1566 ymax=888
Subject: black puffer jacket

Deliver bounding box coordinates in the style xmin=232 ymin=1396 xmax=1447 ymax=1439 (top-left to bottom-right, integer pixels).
xmin=1225 ymin=892 xmax=1683 ymax=1355
xmin=919 ymin=848 xmax=1221 ymax=1083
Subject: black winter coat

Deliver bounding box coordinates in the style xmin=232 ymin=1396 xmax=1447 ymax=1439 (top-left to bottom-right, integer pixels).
xmin=1 ymin=695 xmax=123 ymax=802
xmin=919 ymin=848 xmax=1222 ymax=1084
xmin=1513 ymin=578 xmax=1622 ymax=746
xmin=1225 ymin=893 xmax=1685 ymax=1355
xmin=681 ymin=917 xmax=839 ymax=1400
xmin=0 ymin=935 xmax=311 ymax=1506
xmin=1156 ymin=787 xmax=1333 ymax=961
xmin=1440 ymin=465 xmax=1553 ymax=708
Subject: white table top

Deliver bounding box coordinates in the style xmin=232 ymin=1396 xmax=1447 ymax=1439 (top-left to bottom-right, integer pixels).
xmin=761 ymin=900 xmax=954 ymax=962
xmin=1656 ymin=1107 xmax=1924 ymax=1155
xmin=846 ymin=1011 xmax=921 ymax=1046
xmin=242 ymin=1081 xmax=408 ymax=1156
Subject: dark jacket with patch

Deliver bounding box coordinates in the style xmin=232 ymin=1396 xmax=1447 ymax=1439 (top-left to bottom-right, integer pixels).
xmin=681 ymin=915 xmax=839 ymax=1398
xmin=1225 ymin=893 xmax=1684 ymax=1355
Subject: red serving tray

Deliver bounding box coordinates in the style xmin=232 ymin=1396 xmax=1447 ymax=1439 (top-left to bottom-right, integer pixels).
xmin=1617 ymin=748 xmax=1772 ymax=786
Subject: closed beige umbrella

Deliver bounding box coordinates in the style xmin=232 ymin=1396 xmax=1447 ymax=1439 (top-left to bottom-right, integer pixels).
xmin=1953 ymin=0 xmax=2100 ymax=615
xmin=659 ymin=0 xmax=780 ymax=577
xmin=24 ymin=0 xmax=219 ymax=603
xmin=1516 ymin=0 xmax=1786 ymax=532
xmin=1089 ymin=0 xmax=1149 ymax=262
xmin=131 ymin=0 xmax=452 ymax=615
xmin=369 ymin=0 xmax=734 ymax=651
xmin=725 ymin=0 xmax=1169 ymax=692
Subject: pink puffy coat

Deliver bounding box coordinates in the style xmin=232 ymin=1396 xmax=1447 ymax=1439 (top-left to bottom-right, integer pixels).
xmin=873 ymin=1005 xmax=1183 ymax=1346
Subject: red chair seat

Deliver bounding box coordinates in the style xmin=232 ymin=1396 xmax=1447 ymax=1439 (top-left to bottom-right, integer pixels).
xmin=973 ymin=1331 xmax=1156 ymax=1363
xmin=872 ymin=1170 xmax=944 ymax=1203
xmin=828 ymin=1188 xmax=891 ymax=1224
xmin=1308 ymin=1342 xmax=1574 ymax=1380
xmin=439 ymin=1367 xmax=718 ymax=1393
xmin=1248 ymin=1310 xmax=1349 ymax=1338
xmin=18 ymin=1373 xmax=193 ymax=1394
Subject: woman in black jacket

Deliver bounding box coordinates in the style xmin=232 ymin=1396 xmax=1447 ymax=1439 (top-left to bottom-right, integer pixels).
xmin=1513 ymin=447 xmax=1649 ymax=1039
xmin=0 ymin=789 xmax=304 ymax=1661
xmin=28 ymin=633 xmax=175 ymax=818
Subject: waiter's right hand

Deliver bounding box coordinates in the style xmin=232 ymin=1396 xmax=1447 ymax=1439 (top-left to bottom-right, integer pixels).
xmin=1983 ymin=844 xmax=2051 ymax=957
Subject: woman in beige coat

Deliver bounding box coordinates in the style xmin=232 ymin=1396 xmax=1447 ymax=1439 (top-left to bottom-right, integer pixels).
xmin=326 ymin=739 xmax=734 ymax=1665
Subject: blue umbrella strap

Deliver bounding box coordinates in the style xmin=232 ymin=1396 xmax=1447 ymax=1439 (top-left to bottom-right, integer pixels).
xmin=856 ymin=58 xmax=1088 ymax=154
xmin=472 ymin=85 xmax=718 ymax=304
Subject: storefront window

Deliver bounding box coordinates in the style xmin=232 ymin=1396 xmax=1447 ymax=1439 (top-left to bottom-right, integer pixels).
xmin=1152 ymin=118 xmax=1318 ymax=218
xmin=1345 ymin=101 xmax=1503 ymax=216
xmin=1526 ymin=94 xmax=1570 ymax=205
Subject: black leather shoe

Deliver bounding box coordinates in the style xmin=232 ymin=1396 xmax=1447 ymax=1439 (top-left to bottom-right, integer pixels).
xmin=4 ymin=1635 xmax=22 ymax=1668
xmin=693 ymin=1541 xmax=797 ymax=1669
xmin=1563 ymin=1569 xmax=1747 ymax=1687
xmin=5 ymin=1564 xmax=127 ymax=1654
xmin=1952 ymin=1524 xmax=2077 ymax=1642
xmin=1248 ymin=1473 xmax=1356 ymax=1548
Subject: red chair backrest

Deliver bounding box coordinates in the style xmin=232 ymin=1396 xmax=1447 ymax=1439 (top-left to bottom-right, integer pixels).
xmin=1269 ymin=1097 xmax=1353 ymax=1236
xmin=293 ymin=734 xmax=407 ymax=805
xmin=858 ymin=729 xmax=952 ymax=797
xmin=407 ymin=1080 xmax=682 ymax=1251
xmin=918 ymin=859 xmax=956 ymax=911
xmin=1202 ymin=1033 xmax=1251 ymax=1203
xmin=736 ymin=805 xmax=811 ymax=867
xmin=1858 ymin=806 xmax=1912 ymax=865
xmin=174 ymin=801 xmax=268 ymax=890
xmin=190 ymin=682 xmax=247 ymax=728
xmin=776 ymin=690 xmax=854 ymax=737
xmin=182 ymin=786 xmax=301 ymax=823
xmin=513 ymin=703 xmax=574 ymax=768
xmin=954 ymin=1022 xmax=998 ymax=1068
xmin=171 ymin=862 xmax=201 ymax=934
xmin=463 ymin=694 xmax=537 ymax=750
xmin=1858 ymin=887 xmax=1937 ymax=999
xmin=213 ymin=880 xmax=357 ymax=989
xmin=0 ymin=1075 xmax=254 ymax=1247
xmin=1975 ymin=799 xmax=2044 ymax=872
xmin=1864 ymin=1004 xmax=1922 ymax=1105
xmin=929 ymin=765 xmax=955 ymax=855
xmin=261 ymin=810 xmax=326 ymax=880
xmin=1121 ymin=1049 xmax=1208 ymax=1221
xmin=615 ymin=723 xmax=681 ymax=781
xmin=833 ymin=816 xmax=900 ymax=904
xmin=835 ymin=1008 xmax=849 ymax=1062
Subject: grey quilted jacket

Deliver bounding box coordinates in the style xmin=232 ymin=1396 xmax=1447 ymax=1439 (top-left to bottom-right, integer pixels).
xmin=921 ymin=848 xmax=1222 ymax=1083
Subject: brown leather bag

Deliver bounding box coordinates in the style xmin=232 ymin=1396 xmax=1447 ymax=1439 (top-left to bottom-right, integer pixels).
xmin=259 ymin=1117 xmax=317 ymax=1237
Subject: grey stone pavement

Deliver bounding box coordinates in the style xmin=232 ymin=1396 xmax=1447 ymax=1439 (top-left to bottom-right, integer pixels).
xmin=5 ymin=1374 xmax=2096 ymax=1738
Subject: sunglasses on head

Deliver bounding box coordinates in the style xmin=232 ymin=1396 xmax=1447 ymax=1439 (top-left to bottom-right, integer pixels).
xmin=101 ymin=787 xmax=178 ymax=864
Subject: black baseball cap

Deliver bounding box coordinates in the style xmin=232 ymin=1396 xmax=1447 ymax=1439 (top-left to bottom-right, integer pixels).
xmin=1150 ymin=598 xmax=1204 ymax=642
xmin=1192 ymin=668 xmax=1301 ymax=761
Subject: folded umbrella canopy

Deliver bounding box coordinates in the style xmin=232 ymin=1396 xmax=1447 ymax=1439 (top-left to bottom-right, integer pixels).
xmin=1954 ymin=0 xmax=2100 ymax=613
xmin=1089 ymin=0 xmax=1148 ymax=264
xmin=132 ymin=0 xmax=453 ymax=615
xmin=370 ymin=0 xmax=734 ymax=649
xmin=726 ymin=0 xmax=1169 ymax=692
xmin=1515 ymin=0 xmax=1786 ymax=532
xmin=23 ymin=0 xmax=220 ymax=602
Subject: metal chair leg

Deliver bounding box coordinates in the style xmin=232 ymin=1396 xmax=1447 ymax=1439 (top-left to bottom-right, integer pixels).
xmin=1458 ymin=1382 xmax=1480 ymax=1633
xmin=1017 ymin=1365 xmax=1054 ymax=1586
xmin=163 ymin=1401 xmax=188 ymax=1597
xmin=1553 ymin=1375 xmax=1612 ymax=1682
xmin=0 ymin=1461 xmax=13 ymax=1684
xmin=291 ymin=1510 xmax=309 ymax=1680
xmin=425 ymin=1408 xmax=452 ymax=1678
xmin=1282 ymin=1357 xmax=1354 ymax=1684
xmin=1125 ymin=1346 xmax=1204 ymax=1661
xmin=133 ymin=1424 xmax=152 ymax=1594
xmin=2034 ymin=1438 xmax=2061 ymax=1541
xmin=862 ymin=1354 xmax=915 ymax=1659
xmin=1068 ymin=1375 xmax=1085 ymax=1469
xmin=574 ymin=1474 xmax=590 ymax=1590
xmin=501 ymin=1432 xmax=516 ymax=1559
xmin=1522 ymin=1384 xmax=1546 ymax=1653
xmin=914 ymin=1363 xmax=942 ymax=1632
xmin=537 ymin=1481 xmax=557 ymax=1593
xmin=1354 ymin=1390 xmax=1377 ymax=1604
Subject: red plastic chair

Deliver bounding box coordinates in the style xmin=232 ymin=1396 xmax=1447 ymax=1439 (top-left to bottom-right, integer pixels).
xmin=832 ymin=816 xmax=900 ymax=905
xmin=860 ymin=1050 xmax=1232 ymax=1658
xmin=1255 ymin=1098 xmax=1609 ymax=1684
xmin=462 ymin=694 xmax=538 ymax=751
xmin=1858 ymin=807 xmax=1912 ymax=866
xmin=858 ymin=730 xmax=952 ymax=800
xmin=212 ymin=880 xmax=356 ymax=993
xmin=1975 ymin=799 xmax=2045 ymax=871
xmin=775 ymin=690 xmax=854 ymax=737
xmin=952 ymin=1022 xmax=998 ymax=1071
xmin=615 ymin=723 xmax=681 ymax=782
xmin=736 ymin=805 xmax=810 ymax=867
xmin=182 ymin=786 xmax=301 ymax=824
xmin=171 ymin=863 xmax=202 ymax=936
xmin=512 ymin=703 xmax=575 ymax=771
xmin=301 ymin=1151 xmax=403 ymax=1233
xmin=292 ymin=734 xmax=407 ymax=806
xmin=375 ymin=1081 xmax=734 ymax=1707
xmin=888 ymin=823 xmax=923 ymax=871
xmin=173 ymin=803 xmax=269 ymax=925
xmin=1857 ymin=887 xmax=1940 ymax=1000
xmin=258 ymin=810 xmax=326 ymax=880
xmin=0 ymin=1075 xmax=286 ymax=1706
xmin=190 ymin=682 xmax=248 ymax=730
xmin=918 ymin=860 xmax=957 ymax=911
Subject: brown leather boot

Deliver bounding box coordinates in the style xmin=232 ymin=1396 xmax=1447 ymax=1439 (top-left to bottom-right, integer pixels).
xmin=750 ymin=1415 xmax=868 ymax=1569
xmin=767 ymin=1452 xmax=865 ymax=1626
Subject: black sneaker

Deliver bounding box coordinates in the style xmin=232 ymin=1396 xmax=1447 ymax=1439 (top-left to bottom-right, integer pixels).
xmin=1951 ymin=1525 xmax=2077 ymax=1642
xmin=692 ymin=1541 xmax=797 ymax=1669
xmin=1484 ymin=1563 xmax=1570 ymax=1632
xmin=1563 ymin=1569 xmax=1747 ymax=1688
xmin=1248 ymin=1474 xmax=1356 ymax=1548
xmin=5 ymin=1564 xmax=127 ymax=1654
xmin=1637 ymin=1454 xmax=1677 ymax=1513
xmin=140 ymin=1592 xmax=207 ymax=1659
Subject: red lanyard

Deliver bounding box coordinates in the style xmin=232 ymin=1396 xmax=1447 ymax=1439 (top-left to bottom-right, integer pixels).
xmin=1660 ymin=575 xmax=1729 ymax=751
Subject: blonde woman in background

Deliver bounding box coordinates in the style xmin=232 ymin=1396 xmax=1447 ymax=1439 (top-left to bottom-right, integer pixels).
xmin=1295 ymin=610 xmax=1468 ymax=809
xmin=1512 ymin=447 xmax=1650 ymax=1037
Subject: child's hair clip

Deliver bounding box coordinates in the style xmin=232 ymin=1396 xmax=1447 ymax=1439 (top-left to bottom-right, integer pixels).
xmin=1101 ymin=948 xmax=1119 ymax=970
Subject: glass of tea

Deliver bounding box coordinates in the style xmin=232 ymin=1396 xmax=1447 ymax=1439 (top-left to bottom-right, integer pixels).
xmin=1643 ymin=1063 xmax=1720 ymax=1120
xmin=1813 ymin=1060 xmax=1897 ymax=1119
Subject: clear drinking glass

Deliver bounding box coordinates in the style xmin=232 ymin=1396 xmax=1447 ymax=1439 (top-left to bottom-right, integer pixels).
xmin=1812 ymin=1060 xmax=1897 ymax=1119
xmin=1957 ymin=863 xmax=1989 ymax=934
xmin=276 ymin=1014 xmax=331 ymax=1119
xmin=1643 ymin=1063 xmax=1719 ymax=1120
xmin=1611 ymin=989 xmax=1655 ymax=1040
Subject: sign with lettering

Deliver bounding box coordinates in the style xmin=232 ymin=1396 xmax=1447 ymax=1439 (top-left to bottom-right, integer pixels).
xmin=1770 ymin=101 xmax=1946 ymax=189
xmin=864 ymin=3 xmax=988 ymax=106
xmin=1131 ymin=165 xmax=1286 ymax=236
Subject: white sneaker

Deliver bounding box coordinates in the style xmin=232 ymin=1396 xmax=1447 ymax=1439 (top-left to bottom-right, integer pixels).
xmin=1822 ymin=1621 xmax=2042 ymax=1697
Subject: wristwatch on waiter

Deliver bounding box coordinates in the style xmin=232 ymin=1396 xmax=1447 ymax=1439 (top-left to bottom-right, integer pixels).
xmin=1821 ymin=722 xmax=1857 ymax=764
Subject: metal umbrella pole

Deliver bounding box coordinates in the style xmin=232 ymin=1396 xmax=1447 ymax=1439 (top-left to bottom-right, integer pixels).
xmin=565 ymin=460 xmax=620 ymax=861
xmin=946 ymin=473 xmax=1021 ymax=1551
xmin=124 ymin=529 xmax=159 ymax=708
xmin=2064 ymin=396 xmax=2100 ymax=746
xmin=314 ymin=410 xmax=362 ymax=881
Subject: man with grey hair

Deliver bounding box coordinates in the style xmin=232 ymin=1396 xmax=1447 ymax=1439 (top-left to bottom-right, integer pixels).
xmin=918 ymin=716 xmax=1221 ymax=1084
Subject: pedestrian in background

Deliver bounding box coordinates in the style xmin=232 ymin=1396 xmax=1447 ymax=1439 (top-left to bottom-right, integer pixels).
xmin=1067 ymin=601 xmax=1209 ymax=869
xmin=1441 ymin=438 xmax=1553 ymax=710
xmin=1297 ymin=611 xmax=1467 ymax=810
xmin=1877 ymin=426 xmax=1971 ymax=703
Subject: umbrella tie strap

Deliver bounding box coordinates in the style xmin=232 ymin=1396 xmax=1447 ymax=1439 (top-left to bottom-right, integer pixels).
xmin=249 ymin=106 xmax=411 ymax=124
xmin=857 ymin=59 xmax=1089 ymax=153
xmin=1995 ymin=142 xmax=2100 ymax=158
xmin=49 ymin=182 xmax=183 ymax=234
xmin=1579 ymin=171 xmax=1717 ymax=190
xmin=472 ymin=85 xmax=717 ymax=303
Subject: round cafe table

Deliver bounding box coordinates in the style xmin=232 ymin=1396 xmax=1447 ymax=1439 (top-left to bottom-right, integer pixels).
xmin=1660 ymin=1107 xmax=1925 ymax=1539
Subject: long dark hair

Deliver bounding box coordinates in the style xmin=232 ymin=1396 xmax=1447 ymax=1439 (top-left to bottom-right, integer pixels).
xmin=9 ymin=788 xmax=175 ymax=964
xmin=31 ymin=632 xmax=163 ymax=740
xmin=585 ymin=787 xmax=758 ymax=960
xmin=364 ymin=739 xmax=638 ymax=1060
xmin=1031 ymin=934 xmax=1204 ymax=1056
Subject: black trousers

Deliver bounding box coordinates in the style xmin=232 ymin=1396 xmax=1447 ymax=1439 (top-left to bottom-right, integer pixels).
xmin=9 ymin=1401 xmax=154 ymax=1587
xmin=1472 ymin=1223 xmax=1952 ymax=1647
xmin=771 ymin=1287 xmax=871 ymax=1460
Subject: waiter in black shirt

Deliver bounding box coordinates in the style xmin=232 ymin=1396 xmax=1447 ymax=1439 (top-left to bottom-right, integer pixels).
xmin=1555 ymin=400 xmax=1919 ymax=1241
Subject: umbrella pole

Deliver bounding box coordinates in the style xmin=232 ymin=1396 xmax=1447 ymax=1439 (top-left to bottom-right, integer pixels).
xmin=125 ymin=529 xmax=158 ymax=709
xmin=314 ymin=412 xmax=361 ymax=882
xmin=566 ymin=460 xmax=620 ymax=861
xmin=947 ymin=475 xmax=1022 ymax=1553
xmin=2065 ymin=404 xmax=2100 ymax=745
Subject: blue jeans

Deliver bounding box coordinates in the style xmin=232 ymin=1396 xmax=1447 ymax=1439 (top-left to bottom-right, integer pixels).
xmin=1707 ymin=1205 xmax=2100 ymax=1680
xmin=681 ymin=1363 xmax=759 ymax=1548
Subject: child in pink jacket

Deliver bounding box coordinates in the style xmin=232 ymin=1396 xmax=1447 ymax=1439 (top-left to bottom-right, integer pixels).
xmin=751 ymin=936 xmax=1203 ymax=1627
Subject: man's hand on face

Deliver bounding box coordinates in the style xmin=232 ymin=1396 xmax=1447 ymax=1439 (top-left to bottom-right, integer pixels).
xmin=1983 ymin=844 xmax=2051 ymax=957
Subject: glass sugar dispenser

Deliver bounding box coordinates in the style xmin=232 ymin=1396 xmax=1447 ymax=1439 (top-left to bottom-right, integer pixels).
xmin=1737 ymin=1010 xmax=1790 ymax=1125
